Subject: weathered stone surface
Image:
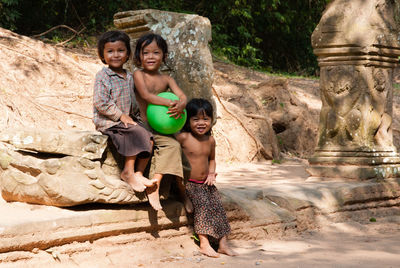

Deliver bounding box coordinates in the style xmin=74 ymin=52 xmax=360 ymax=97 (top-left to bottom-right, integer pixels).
xmin=308 ymin=0 xmax=400 ymax=179
xmin=0 ymin=199 xmax=188 ymax=253
xmin=0 ymin=129 xmax=108 ymax=160
xmin=0 ymin=129 xmax=170 ymax=207
xmin=114 ymin=9 xmax=215 ymax=106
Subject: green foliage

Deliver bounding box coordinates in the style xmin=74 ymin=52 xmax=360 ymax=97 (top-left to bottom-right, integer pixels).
xmin=191 ymin=0 xmax=329 ymax=75
xmin=191 ymin=232 xmax=199 ymax=241
xmin=271 ymin=159 xmax=281 ymax=164
xmin=0 ymin=0 xmax=330 ymax=75
xmin=0 ymin=0 xmax=20 ymax=31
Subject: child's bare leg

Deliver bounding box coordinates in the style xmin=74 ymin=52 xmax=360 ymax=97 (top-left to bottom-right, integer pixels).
xmin=146 ymin=173 xmax=163 ymax=210
xmin=135 ymin=157 xmax=157 ymax=187
xmin=121 ymin=156 xmax=146 ymax=192
xmin=198 ymin=234 xmax=219 ymax=258
xmin=176 ymin=176 xmax=193 ymax=213
xmin=218 ymin=236 xmax=238 ymax=256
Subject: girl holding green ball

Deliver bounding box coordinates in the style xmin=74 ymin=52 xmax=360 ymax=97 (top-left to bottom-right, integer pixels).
xmin=133 ymin=33 xmax=192 ymax=213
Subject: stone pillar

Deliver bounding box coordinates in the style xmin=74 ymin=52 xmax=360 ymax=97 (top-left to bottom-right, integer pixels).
xmin=308 ymin=0 xmax=400 ymax=179
xmin=113 ymin=9 xmax=215 ymax=105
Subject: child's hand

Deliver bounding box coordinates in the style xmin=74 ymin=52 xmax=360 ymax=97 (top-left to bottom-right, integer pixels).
xmin=120 ymin=114 xmax=137 ymax=128
xmin=205 ymin=172 xmax=217 ymax=186
xmin=167 ymin=100 xmax=186 ymax=119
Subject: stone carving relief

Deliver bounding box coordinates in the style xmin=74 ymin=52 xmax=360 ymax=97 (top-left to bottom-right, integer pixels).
xmin=371 ymin=68 xmax=393 ymax=148
xmin=308 ymin=0 xmax=400 ymax=179
xmin=318 ymin=66 xmax=394 ymax=150
xmin=318 ymin=66 xmax=363 ymax=148
xmin=0 ymin=130 xmax=170 ymax=207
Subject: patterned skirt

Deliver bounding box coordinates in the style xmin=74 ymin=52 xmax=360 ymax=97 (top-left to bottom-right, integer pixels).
xmin=186 ymin=182 xmax=231 ymax=239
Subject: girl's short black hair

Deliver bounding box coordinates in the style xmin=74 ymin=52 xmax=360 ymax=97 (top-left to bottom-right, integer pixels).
xmin=182 ymin=98 xmax=214 ymax=135
xmin=97 ymin=30 xmax=131 ymax=64
xmin=134 ymin=33 xmax=168 ymax=67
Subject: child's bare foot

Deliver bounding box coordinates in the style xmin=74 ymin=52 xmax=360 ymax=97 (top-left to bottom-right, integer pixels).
xmin=218 ymin=246 xmax=238 ymax=256
xmin=218 ymin=236 xmax=238 ymax=256
xmin=183 ymin=196 xmax=194 ymax=214
xmin=199 ymin=245 xmax=220 ymax=258
xmin=134 ymin=173 xmax=157 ymax=187
xmin=121 ymin=171 xmax=146 ymax=192
xmin=146 ymin=184 xmax=162 ymax=210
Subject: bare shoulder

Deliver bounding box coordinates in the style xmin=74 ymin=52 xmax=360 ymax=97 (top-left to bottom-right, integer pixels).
xmin=161 ymin=73 xmax=173 ymax=80
xmin=133 ymin=69 xmax=143 ymax=78
xmin=175 ymin=132 xmax=189 ymax=143
xmin=162 ymin=74 xmax=176 ymax=84
xmin=209 ymin=136 xmax=216 ymax=145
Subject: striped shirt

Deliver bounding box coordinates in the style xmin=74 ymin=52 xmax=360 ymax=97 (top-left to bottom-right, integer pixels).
xmin=93 ymin=67 xmax=137 ymax=131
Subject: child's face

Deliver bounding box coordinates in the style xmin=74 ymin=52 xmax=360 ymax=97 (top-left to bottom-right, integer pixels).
xmin=103 ymin=41 xmax=129 ymax=70
xmin=140 ymin=40 xmax=164 ymax=72
xmin=189 ymin=111 xmax=212 ymax=136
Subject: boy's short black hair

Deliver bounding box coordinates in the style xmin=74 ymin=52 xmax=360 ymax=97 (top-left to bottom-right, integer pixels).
xmin=97 ymin=30 xmax=131 ymax=64
xmin=182 ymin=98 xmax=214 ymax=135
xmin=134 ymin=33 xmax=168 ymax=67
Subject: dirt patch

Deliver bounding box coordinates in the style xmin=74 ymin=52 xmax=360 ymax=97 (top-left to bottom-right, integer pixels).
xmin=0 ymin=28 xmax=98 ymax=131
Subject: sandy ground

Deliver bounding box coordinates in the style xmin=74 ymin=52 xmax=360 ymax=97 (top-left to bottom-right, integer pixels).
xmin=1 ymin=218 xmax=400 ymax=267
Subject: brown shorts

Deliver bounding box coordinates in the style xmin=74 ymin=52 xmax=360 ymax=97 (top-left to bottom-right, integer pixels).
xmin=149 ymin=134 xmax=184 ymax=178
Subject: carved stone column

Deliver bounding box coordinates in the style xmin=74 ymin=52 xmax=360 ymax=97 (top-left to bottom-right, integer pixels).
xmin=308 ymin=0 xmax=400 ymax=179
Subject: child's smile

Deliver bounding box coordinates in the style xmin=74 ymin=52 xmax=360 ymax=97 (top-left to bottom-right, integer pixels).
xmin=190 ymin=111 xmax=212 ymax=136
xmin=140 ymin=40 xmax=163 ymax=72
xmin=103 ymin=41 xmax=129 ymax=73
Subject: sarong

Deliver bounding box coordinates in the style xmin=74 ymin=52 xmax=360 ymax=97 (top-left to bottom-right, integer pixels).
xmin=102 ymin=122 xmax=153 ymax=158
xmin=186 ymin=181 xmax=231 ymax=239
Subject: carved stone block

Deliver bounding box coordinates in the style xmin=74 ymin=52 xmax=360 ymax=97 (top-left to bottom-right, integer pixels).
xmin=0 ymin=130 xmax=170 ymax=206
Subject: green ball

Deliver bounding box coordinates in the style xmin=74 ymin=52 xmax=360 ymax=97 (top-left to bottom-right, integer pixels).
xmin=146 ymin=92 xmax=187 ymax=134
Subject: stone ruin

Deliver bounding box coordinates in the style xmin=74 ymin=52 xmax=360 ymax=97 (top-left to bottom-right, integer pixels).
xmin=308 ymin=0 xmax=400 ymax=179
xmin=0 ymin=10 xmax=215 ymax=207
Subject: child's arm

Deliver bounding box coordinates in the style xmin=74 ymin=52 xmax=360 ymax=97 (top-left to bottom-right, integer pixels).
xmin=133 ymin=70 xmax=174 ymax=106
xmin=205 ymin=137 xmax=217 ymax=186
xmin=166 ymin=76 xmax=187 ymax=118
xmin=93 ymin=76 xmax=123 ymax=122
xmin=94 ymin=76 xmax=136 ymax=128
xmin=120 ymin=114 xmax=137 ymax=127
xmin=175 ymin=132 xmax=187 ymax=144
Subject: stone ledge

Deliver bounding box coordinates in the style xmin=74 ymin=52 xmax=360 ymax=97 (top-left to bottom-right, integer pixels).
xmin=2 ymin=163 xmax=400 ymax=253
